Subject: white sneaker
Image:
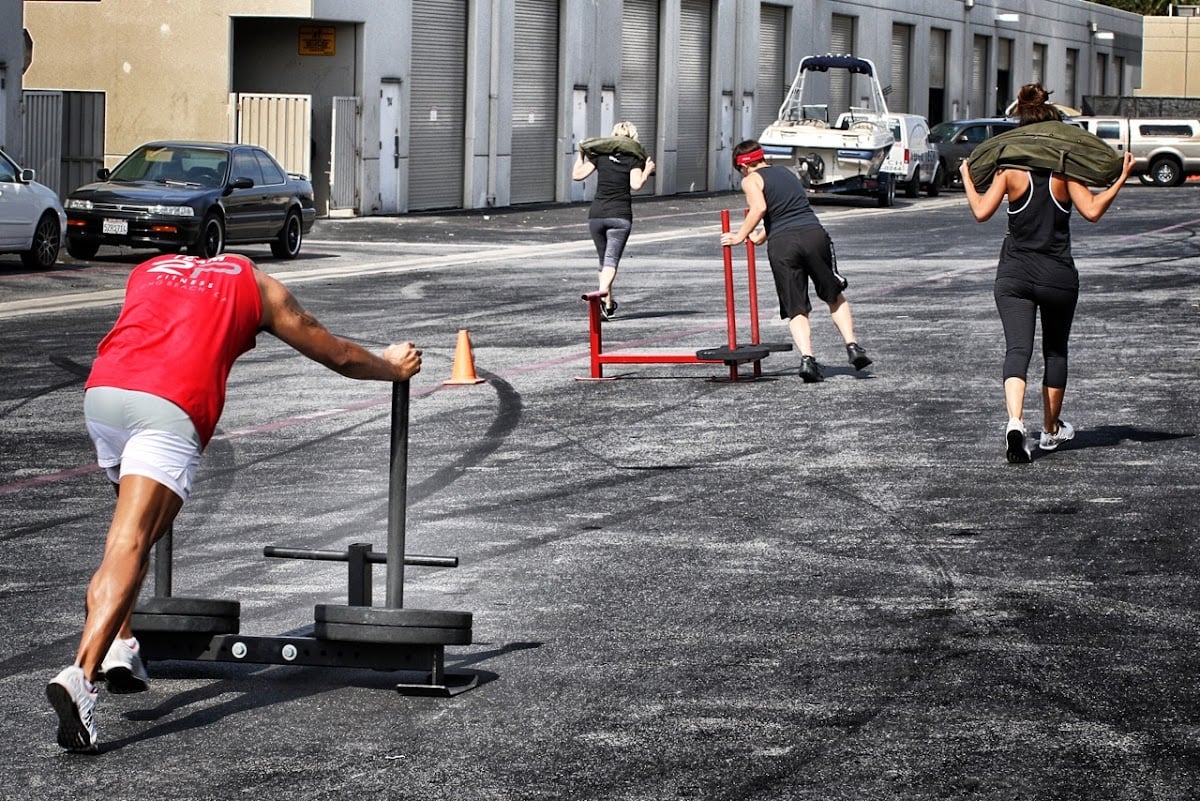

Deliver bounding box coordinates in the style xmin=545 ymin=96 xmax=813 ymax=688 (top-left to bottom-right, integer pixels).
xmin=1005 ymin=418 xmax=1031 ymax=464
xmin=46 ymin=665 xmax=98 ymax=753
xmin=100 ymin=636 xmax=149 ymax=694
xmin=1039 ymin=420 xmax=1076 ymax=451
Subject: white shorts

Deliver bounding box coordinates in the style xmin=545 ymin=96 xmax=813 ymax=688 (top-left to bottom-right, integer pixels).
xmin=84 ymin=387 xmax=202 ymax=501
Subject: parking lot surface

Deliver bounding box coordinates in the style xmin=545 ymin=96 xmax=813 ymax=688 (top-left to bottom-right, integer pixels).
xmin=2 ymin=187 xmax=1198 ymax=800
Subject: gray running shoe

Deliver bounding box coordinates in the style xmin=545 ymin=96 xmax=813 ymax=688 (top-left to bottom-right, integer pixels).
xmin=46 ymin=665 xmax=98 ymax=753
xmin=1039 ymin=420 xmax=1075 ymax=451
xmin=100 ymin=636 xmax=149 ymax=693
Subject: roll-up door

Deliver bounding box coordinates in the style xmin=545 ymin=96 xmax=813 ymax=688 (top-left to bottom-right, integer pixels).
xmin=928 ymin=28 xmax=948 ymax=124
xmin=971 ymin=35 xmax=988 ymax=120
xmin=410 ymin=0 xmax=467 ymax=210
xmin=677 ymin=0 xmax=712 ymax=193
xmin=511 ymin=0 xmax=559 ymax=204
xmin=890 ymin=24 xmax=912 ymax=114
xmin=755 ymin=5 xmax=787 ymax=138
xmin=621 ymin=0 xmax=659 ymax=195
xmin=829 ymin=14 xmax=854 ymax=119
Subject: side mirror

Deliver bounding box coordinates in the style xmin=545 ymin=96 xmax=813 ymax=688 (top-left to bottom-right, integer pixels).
xmin=19 ymin=168 xmax=35 ymax=183
xmin=229 ymin=176 xmax=254 ymax=189
xmin=97 ymin=168 xmax=111 ymax=180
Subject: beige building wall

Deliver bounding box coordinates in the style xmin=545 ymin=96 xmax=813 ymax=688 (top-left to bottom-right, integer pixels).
xmin=23 ymin=0 xmax=312 ymax=167
xmin=1140 ymin=16 xmax=1200 ymax=96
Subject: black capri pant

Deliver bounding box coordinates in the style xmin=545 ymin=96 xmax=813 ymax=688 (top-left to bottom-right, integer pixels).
xmin=994 ymin=276 xmax=1078 ymax=389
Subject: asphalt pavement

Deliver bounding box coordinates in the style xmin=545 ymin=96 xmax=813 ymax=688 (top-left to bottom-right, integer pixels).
xmin=1 ymin=185 xmax=1199 ymax=800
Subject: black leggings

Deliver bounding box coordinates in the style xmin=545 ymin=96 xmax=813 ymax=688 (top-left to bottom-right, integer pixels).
xmin=994 ymin=277 xmax=1078 ymax=388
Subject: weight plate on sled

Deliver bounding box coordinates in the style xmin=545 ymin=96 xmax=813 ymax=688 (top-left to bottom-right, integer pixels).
xmin=314 ymin=605 xmax=472 ymax=645
xmin=135 ymin=596 xmax=241 ymax=618
xmin=696 ymin=345 xmax=769 ymax=363
xmin=132 ymin=596 xmax=240 ymax=635
xmin=131 ymin=613 xmax=240 ymax=635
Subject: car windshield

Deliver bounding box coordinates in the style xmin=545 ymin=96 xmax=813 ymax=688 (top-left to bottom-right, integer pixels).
xmin=108 ymin=145 xmax=229 ymax=188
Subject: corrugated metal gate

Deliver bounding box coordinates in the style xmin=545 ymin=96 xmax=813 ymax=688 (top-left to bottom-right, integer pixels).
xmin=233 ymin=93 xmax=312 ymax=176
xmin=22 ymin=89 xmax=105 ymax=197
xmin=890 ymin=23 xmax=912 ymax=113
xmin=830 ymin=14 xmax=854 ymax=118
xmin=510 ymin=0 xmax=559 ymax=205
xmin=410 ymin=0 xmax=467 ymax=210
xmin=971 ymin=35 xmax=989 ymax=118
xmin=620 ymin=0 xmax=660 ymax=196
xmin=755 ymin=4 xmax=787 ymax=139
xmin=929 ymin=27 xmax=948 ymax=123
xmin=21 ymin=91 xmax=61 ymax=192
xmin=330 ymin=95 xmax=360 ymax=212
xmin=676 ymin=0 xmax=712 ymax=193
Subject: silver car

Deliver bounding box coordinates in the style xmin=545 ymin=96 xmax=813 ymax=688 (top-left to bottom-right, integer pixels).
xmin=0 ymin=148 xmax=66 ymax=269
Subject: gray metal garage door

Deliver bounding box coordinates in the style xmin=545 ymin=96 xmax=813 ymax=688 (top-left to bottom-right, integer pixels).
xmin=755 ymin=4 xmax=787 ymax=139
xmin=410 ymin=0 xmax=467 ymax=210
xmin=676 ymin=0 xmax=712 ymax=193
xmin=890 ymin=23 xmax=912 ymax=113
xmin=830 ymin=14 xmax=854 ymax=119
xmin=511 ymin=0 xmax=559 ymax=205
xmin=621 ymin=0 xmax=659 ymax=195
xmin=971 ymin=35 xmax=988 ymax=119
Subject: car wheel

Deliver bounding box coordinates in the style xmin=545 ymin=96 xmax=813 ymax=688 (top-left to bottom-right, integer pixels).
xmin=1149 ymin=157 xmax=1183 ymax=187
xmin=189 ymin=213 xmax=225 ymax=258
xmin=66 ymin=237 xmax=100 ymax=261
xmin=905 ymin=168 xmax=920 ymax=198
xmin=270 ymin=209 xmax=303 ymax=259
xmin=21 ymin=212 xmax=62 ymax=269
xmin=926 ymin=165 xmax=941 ymax=197
xmin=877 ymin=174 xmax=895 ymax=207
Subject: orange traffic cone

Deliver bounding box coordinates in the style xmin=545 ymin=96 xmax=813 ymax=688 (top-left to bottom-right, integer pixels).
xmin=443 ymin=329 xmax=485 ymax=385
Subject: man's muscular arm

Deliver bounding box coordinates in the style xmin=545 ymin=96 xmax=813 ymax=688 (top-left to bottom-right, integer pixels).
xmin=255 ymin=269 xmax=421 ymax=381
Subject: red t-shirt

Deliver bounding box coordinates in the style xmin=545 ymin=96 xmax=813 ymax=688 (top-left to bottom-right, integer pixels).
xmin=86 ymin=253 xmax=263 ymax=448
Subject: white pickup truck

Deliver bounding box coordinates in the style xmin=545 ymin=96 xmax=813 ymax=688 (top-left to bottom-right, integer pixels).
xmin=1073 ymin=116 xmax=1200 ymax=186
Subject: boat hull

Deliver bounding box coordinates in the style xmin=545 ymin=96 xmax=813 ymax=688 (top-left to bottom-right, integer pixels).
xmin=759 ymin=121 xmax=891 ymax=188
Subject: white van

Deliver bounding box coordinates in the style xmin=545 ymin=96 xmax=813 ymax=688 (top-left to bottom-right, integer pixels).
xmin=882 ymin=114 xmax=941 ymax=197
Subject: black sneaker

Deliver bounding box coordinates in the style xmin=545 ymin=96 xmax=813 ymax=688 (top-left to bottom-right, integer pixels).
xmin=798 ymin=355 xmax=823 ymax=383
xmin=600 ymin=300 xmax=618 ymax=321
xmin=846 ymin=342 xmax=872 ymax=370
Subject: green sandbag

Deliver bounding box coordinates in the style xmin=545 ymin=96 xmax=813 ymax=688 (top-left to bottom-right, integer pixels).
xmin=580 ymin=136 xmax=648 ymax=162
xmin=968 ymin=120 xmax=1123 ymax=189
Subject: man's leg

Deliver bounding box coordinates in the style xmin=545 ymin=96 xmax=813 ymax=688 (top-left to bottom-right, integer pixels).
xmin=77 ymin=474 xmax=182 ymax=680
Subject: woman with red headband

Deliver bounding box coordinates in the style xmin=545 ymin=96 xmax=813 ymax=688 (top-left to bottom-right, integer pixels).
xmin=721 ymin=139 xmax=871 ymax=382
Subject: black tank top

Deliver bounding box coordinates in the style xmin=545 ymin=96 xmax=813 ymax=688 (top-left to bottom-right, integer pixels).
xmin=588 ymin=151 xmax=644 ymax=220
xmin=758 ymin=166 xmax=821 ymax=235
xmin=998 ymin=171 xmax=1077 ymax=289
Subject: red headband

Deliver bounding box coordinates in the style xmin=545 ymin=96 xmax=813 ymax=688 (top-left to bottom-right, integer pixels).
xmin=735 ymin=148 xmax=765 ymax=167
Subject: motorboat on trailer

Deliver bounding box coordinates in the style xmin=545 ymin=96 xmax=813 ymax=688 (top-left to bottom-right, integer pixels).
xmin=758 ymin=54 xmax=897 ymax=205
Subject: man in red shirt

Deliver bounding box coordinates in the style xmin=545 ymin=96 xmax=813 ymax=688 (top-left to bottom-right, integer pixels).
xmin=46 ymin=252 xmax=423 ymax=753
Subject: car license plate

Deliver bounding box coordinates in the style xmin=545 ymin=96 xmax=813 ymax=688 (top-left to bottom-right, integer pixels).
xmin=102 ymin=219 xmax=128 ymax=235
